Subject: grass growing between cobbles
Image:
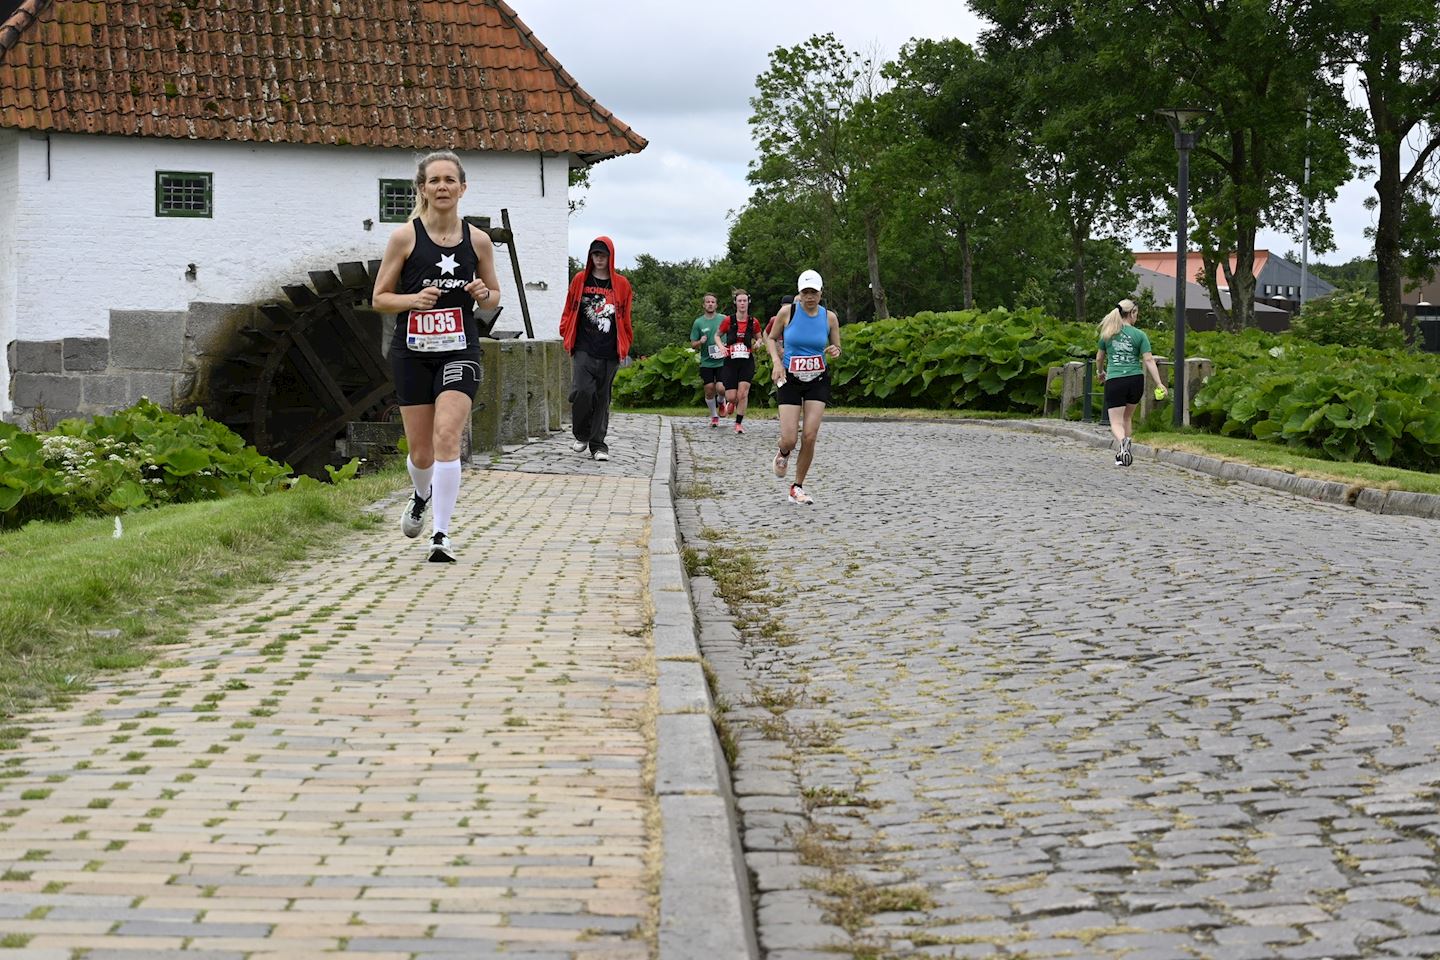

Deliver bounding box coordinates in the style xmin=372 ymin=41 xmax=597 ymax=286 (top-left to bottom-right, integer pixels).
xmin=0 ymin=465 xmax=405 ymax=723
xmin=1136 ymin=429 xmax=1440 ymax=495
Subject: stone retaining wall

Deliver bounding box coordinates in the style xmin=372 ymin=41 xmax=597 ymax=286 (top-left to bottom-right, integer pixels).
xmin=6 ymin=299 xmax=572 ymax=465
xmin=5 ymin=302 xmax=256 ymax=429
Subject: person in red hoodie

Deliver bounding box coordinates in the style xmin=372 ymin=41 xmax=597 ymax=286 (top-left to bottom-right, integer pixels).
xmin=559 ymin=237 xmax=633 ymax=461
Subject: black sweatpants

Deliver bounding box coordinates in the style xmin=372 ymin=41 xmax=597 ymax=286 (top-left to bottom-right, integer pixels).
xmin=570 ymin=349 xmax=620 ymax=454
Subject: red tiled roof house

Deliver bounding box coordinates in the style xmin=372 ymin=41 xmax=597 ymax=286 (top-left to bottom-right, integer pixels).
xmin=0 ymin=0 xmax=644 ymax=422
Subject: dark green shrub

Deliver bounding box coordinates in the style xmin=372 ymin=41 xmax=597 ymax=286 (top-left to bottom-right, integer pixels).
xmin=1290 ymin=291 xmax=1407 ymax=351
xmin=0 ymin=400 xmax=342 ymax=528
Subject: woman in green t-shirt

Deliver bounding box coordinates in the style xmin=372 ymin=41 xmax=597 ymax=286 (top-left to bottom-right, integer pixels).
xmin=1096 ymin=299 xmax=1167 ymax=467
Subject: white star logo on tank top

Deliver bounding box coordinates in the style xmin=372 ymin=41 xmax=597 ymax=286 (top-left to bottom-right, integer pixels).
xmin=436 ymin=254 xmax=459 ymax=276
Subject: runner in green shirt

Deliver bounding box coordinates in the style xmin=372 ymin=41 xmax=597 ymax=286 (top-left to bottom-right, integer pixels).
xmin=690 ymin=293 xmax=727 ymax=427
xmin=1097 ymin=298 xmax=1167 ymax=466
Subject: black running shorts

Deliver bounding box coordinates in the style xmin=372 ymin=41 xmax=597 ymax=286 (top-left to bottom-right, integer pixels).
xmin=722 ymin=357 xmax=756 ymax=391
xmin=776 ymin=371 xmax=831 ymax=406
xmin=391 ymin=350 xmax=482 ymax=406
xmin=1103 ymin=373 xmax=1144 ymax=409
xmin=700 ymin=365 xmax=724 ymax=385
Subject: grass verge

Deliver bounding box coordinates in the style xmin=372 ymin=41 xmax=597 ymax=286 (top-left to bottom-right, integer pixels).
xmin=1135 ymin=429 xmax=1440 ymax=495
xmin=0 ymin=465 xmax=405 ymax=721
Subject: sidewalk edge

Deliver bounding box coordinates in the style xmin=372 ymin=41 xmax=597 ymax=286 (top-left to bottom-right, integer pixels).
xmin=971 ymin=418 xmax=1440 ymax=521
xmin=650 ymin=417 xmax=761 ymax=960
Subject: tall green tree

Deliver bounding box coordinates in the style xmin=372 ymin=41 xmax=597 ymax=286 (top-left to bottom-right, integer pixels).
xmin=1131 ymin=0 xmax=1352 ymax=331
xmin=1322 ymin=0 xmax=1440 ymax=334
xmin=973 ymin=0 xmax=1165 ymax=324
xmin=747 ymin=33 xmax=889 ymax=320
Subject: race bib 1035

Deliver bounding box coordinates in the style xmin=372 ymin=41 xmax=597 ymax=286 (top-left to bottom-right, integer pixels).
xmin=407 ymin=308 xmax=467 ymax=352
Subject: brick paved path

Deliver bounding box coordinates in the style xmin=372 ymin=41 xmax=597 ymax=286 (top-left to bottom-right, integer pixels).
xmin=676 ymin=418 xmax=1440 ymax=960
xmin=0 ymin=416 xmax=662 ymax=959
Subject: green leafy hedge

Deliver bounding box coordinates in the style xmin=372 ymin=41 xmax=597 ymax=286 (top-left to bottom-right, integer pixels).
xmin=616 ymin=309 xmax=1094 ymax=411
xmin=1289 ymin=291 xmax=1406 ymax=351
xmin=0 ymin=400 xmax=350 ymax=528
xmin=1191 ymin=342 xmax=1440 ymax=470
xmin=831 ymin=309 xmax=1091 ymax=410
xmin=613 ymin=310 xmax=1440 ymax=470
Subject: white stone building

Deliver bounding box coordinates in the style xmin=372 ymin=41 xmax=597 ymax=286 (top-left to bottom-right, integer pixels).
xmin=0 ymin=0 xmax=644 ymax=424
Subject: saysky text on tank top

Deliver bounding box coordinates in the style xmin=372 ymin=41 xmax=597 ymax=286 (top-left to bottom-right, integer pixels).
xmin=393 ymin=219 xmax=480 ymax=355
xmin=1099 ymin=324 xmax=1151 ymax=378
xmin=575 ymin=274 xmax=619 ymax=359
xmin=782 ymin=305 xmax=830 ymax=376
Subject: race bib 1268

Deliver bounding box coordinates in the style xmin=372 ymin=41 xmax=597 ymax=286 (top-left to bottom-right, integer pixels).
xmin=787 ymin=354 xmax=825 ymax=380
xmin=407 ymin=308 xmax=467 ymax=352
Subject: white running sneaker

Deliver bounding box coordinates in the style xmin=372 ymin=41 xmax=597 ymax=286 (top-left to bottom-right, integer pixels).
xmin=788 ymin=484 xmax=814 ymax=505
xmin=400 ymin=491 xmax=428 ymax=538
xmin=570 ymin=439 xmax=588 ymax=453
xmin=1114 ymin=452 xmax=1125 ymax=467
xmin=593 ymin=449 xmax=611 ymax=462
xmin=427 ymin=532 xmax=455 ymax=563
xmin=1119 ymin=437 xmax=1134 ymax=467
xmin=773 ymin=449 xmax=789 ymax=477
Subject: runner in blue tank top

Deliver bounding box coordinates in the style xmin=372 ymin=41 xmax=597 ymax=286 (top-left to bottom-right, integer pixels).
xmin=765 ymin=269 xmax=842 ymax=505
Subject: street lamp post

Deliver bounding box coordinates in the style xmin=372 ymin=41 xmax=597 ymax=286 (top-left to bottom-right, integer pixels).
xmin=1156 ymin=108 xmax=1209 ymax=428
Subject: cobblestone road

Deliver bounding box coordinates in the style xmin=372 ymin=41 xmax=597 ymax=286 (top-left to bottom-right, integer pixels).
xmin=675 ymin=417 xmax=1440 ymax=960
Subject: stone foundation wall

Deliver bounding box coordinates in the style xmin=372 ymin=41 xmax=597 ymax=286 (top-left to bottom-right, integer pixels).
xmin=5 ymin=302 xmax=256 ymax=429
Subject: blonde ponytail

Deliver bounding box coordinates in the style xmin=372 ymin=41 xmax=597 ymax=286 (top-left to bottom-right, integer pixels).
xmin=1099 ymin=298 xmax=1137 ymax=342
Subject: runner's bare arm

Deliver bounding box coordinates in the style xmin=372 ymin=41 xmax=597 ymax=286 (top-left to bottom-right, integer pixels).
xmin=766 ymin=306 xmax=791 ymax=385
xmin=465 ymin=230 xmax=502 ymax=308
xmin=1095 ymin=347 xmax=1107 ymax=381
xmin=1141 ymin=351 xmax=1165 ymax=394
xmin=373 ymin=226 xmax=429 ymax=313
xmin=825 ymin=312 xmax=842 ymax=358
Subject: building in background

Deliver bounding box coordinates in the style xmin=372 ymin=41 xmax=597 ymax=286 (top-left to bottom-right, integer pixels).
xmin=1134 ymin=249 xmax=1336 ymax=317
xmin=0 ymin=0 xmax=645 ymax=423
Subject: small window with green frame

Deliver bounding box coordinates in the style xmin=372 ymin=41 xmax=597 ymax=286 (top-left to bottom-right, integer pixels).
xmin=155 ymin=171 xmax=213 ymax=217
xmin=379 ymin=179 xmax=416 ymax=222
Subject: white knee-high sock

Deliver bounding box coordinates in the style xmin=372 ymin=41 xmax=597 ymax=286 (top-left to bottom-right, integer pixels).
xmin=706 ymin=395 xmax=717 ymax=416
xmin=431 ymin=459 xmax=462 ymax=535
xmin=407 ymin=456 xmax=433 ymax=500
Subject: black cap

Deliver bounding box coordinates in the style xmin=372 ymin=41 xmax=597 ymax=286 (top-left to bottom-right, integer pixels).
xmin=589 ymin=240 xmax=608 ymax=254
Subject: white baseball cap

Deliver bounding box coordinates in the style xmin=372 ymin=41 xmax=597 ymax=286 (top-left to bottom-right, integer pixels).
xmin=797 ymin=269 xmax=823 ymax=292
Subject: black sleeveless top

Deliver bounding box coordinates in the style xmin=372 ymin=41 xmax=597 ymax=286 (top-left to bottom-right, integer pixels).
xmin=391 ymin=219 xmax=480 ymax=356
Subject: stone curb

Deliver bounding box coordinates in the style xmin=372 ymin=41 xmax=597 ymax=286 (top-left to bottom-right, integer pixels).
xmin=650 ymin=418 xmax=760 ymax=960
xmin=980 ymin=418 xmax=1440 ymax=521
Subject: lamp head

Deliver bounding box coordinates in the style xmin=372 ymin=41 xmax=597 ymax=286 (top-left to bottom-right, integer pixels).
xmin=1155 ymin=107 xmax=1211 ymax=134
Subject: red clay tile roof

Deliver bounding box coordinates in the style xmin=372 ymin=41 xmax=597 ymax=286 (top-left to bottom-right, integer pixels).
xmin=0 ymin=0 xmax=645 ymax=162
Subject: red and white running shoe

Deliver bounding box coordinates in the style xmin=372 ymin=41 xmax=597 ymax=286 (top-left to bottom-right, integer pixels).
xmin=787 ymin=484 xmax=813 ymax=505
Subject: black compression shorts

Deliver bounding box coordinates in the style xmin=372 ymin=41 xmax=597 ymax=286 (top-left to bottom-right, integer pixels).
xmin=777 ymin=371 xmax=831 ymax=406
xmin=722 ymin=358 xmax=756 ymax=391
xmin=391 ymin=350 xmax=482 ymax=406
xmin=1103 ymin=373 xmax=1144 ymax=409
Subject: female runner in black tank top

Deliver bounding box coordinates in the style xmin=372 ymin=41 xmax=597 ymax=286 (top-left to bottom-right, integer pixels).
xmin=372 ymin=151 xmax=502 ymax=563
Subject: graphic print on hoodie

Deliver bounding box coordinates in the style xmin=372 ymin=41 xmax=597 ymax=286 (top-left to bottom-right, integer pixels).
xmin=576 ymin=267 xmax=618 ymax=358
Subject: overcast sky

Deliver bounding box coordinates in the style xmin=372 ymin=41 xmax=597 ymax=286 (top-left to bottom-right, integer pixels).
xmin=514 ymin=0 xmax=1377 ymax=272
